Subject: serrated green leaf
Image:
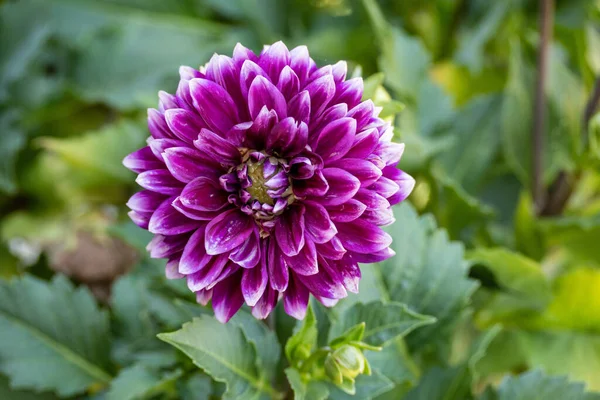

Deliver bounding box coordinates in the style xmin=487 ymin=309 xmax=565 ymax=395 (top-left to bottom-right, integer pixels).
xmin=0 ymin=274 xmax=112 ymax=396
xmin=328 ymin=302 xmax=435 ymax=347
xmin=285 ymin=304 xmax=318 ymax=366
xmin=158 ymin=316 xmax=283 ymax=400
xmin=494 ymin=370 xmax=595 ymax=400
xmin=285 ymin=368 xmax=329 ymax=400
xmin=378 ymin=203 xmax=478 ymax=360
xmin=106 ymin=364 xmax=181 ymax=400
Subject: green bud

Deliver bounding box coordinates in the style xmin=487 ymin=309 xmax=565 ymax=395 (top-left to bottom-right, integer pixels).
xmin=332 ymin=345 xmax=366 ymax=380
xmin=324 ymin=354 xmax=343 ymax=384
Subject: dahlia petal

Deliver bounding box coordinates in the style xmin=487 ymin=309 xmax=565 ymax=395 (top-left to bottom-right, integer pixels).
xmin=320 ymin=168 xmax=360 ymax=206
xmin=128 ymin=210 xmax=151 ymax=229
xmin=176 ymin=79 xmax=194 ymax=110
xmin=251 ymin=286 xmax=278 ymax=319
xmin=196 ymin=288 xmax=213 ymax=306
xmin=267 ymin=239 xmax=289 ymax=291
xmin=348 ymin=247 xmax=395 ymax=263
xmin=336 ymin=219 xmax=392 ymax=253
xmin=304 ymin=201 xmax=337 ymax=244
xmin=316 ymin=296 xmax=339 ymax=307
xmin=165 ymin=256 xmax=184 ymax=279
xmin=180 ymin=176 xmax=228 ymax=211
xmin=326 ymin=199 xmax=367 ymax=222
xmin=329 ymin=158 xmax=382 ymax=187
xmin=287 ymin=90 xmax=311 ymax=124
xmin=136 ymin=170 xmax=184 ymax=195
xmin=187 ymin=254 xmax=229 ymax=291
xmin=370 ymin=176 xmax=400 ymax=199
xmin=259 ymin=41 xmax=291 ymax=84
xmin=277 ymin=65 xmax=300 ymax=100
xmin=211 ymin=270 xmax=245 ymax=323
xmin=148 ymin=108 xmax=171 ymax=139
xmin=315 ymin=117 xmax=356 ymax=161
xmin=347 ymin=100 xmax=375 ymax=130
xmin=274 ymin=205 xmax=305 ymax=256
xmin=289 ymin=45 xmax=311 ymax=85
xmin=267 ymin=117 xmax=307 ymax=157
xmin=233 ymin=43 xmax=259 ymax=68
xmin=179 ymin=228 xmax=209 ymax=274
xmin=331 ymin=60 xmax=347 ymax=83
xmin=123 ymin=147 xmax=163 ymax=173
xmin=345 ymin=127 xmax=379 ymax=159
xmin=284 ymin=239 xmax=318 ymax=276
xmin=293 ymin=169 xmax=329 ymax=198
xmin=386 ymin=169 xmax=415 ymax=205
xmin=333 ymin=77 xmax=363 ymax=109
xmin=194 ymin=128 xmax=240 ymax=166
xmin=127 ymin=190 xmax=167 ymax=213
xmin=147 ymin=233 xmax=188 ymax=259
xmin=298 ymin=261 xmax=347 ymax=299
xmin=149 ymin=197 xmax=200 ymax=235
xmin=354 ymin=189 xmax=390 ymax=211
xmin=205 ymin=209 xmax=254 ymax=255
xmin=376 ymin=142 xmax=405 ymax=166
xmin=207 ymin=262 xmax=240 ymax=290
xmin=241 ymin=260 xmax=268 ymax=306
xmin=316 ymin=237 xmax=346 ymax=260
xmin=248 ymin=75 xmax=287 ymax=119
xmin=362 ymin=208 xmax=395 ymax=226
xmin=164 ymin=108 xmax=204 ymax=143
xmin=148 ymin=138 xmax=182 ymax=162
xmin=305 ymin=74 xmax=336 ymax=119
xmin=158 ymin=91 xmax=179 ymax=112
xmin=205 ymin=55 xmax=242 ymax=105
xmin=245 ymin=106 xmax=278 ymax=148
xmin=179 ymin=65 xmax=203 ymax=80
xmin=172 ymin=197 xmax=220 ymax=220
xmin=189 ymin=78 xmax=239 ymax=134
xmin=284 ymin=274 xmax=310 ymax=320
xmin=163 ymin=147 xmax=220 ymax=183
xmin=229 ymin=228 xmax=261 ymax=268
xmin=240 ymin=60 xmax=268 ymax=99
xmin=289 ymin=157 xmax=315 ymax=180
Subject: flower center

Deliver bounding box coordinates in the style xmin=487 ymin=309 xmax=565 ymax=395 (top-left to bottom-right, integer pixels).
xmin=235 ymin=151 xmax=294 ymax=225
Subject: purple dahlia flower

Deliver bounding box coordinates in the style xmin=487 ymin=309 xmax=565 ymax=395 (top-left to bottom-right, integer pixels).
xmin=124 ymin=42 xmax=414 ymax=323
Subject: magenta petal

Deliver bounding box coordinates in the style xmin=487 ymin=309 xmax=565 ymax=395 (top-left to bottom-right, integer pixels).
xmin=172 ymin=197 xmax=220 ymax=221
xmin=289 ymin=45 xmax=311 ymax=84
xmin=277 ymin=65 xmax=300 ymax=100
xmin=370 ymin=176 xmax=400 ymax=199
xmin=196 ymin=288 xmax=213 ymax=306
xmin=298 ymin=260 xmax=347 ymax=299
xmin=148 ymin=108 xmax=171 ymax=139
xmin=284 ymin=274 xmax=310 ymax=320
xmin=252 ymin=286 xmax=278 ymax=319
xmin=149 ymin=197 xmax=200 ymax=235
xmin=284 ymin=240 xmax=318 ymax=276
xmin=205 ymin=55 xmax=243 ymax=105
xmin=240 ymin=60 xmax=268 ymax=99
xmin=179 ymin=228 xmax=208 ymax=274
xmin=123 ymin=147 xmax=163 ymax=173
xmin=327 ymin=199 xmax=367 ymax=223
xmin=189 ymin=78 xmax=239 ymax=134
xmin=354 ymin=189 xmax=390 ymax=211
xmin=316 ymin=237 xmax=346 ymax=260
xmin=267 ymin=239 xmax=289 ymax=291
xmin=274 ymin=205 xmax=305 ymax=256
xmin=136 ymin=170 xmax=184 ymax=195
xmin=338 ymin=258 xmax=361 ymax=293
xmin=246 ymin=106 xmax=278 ymax=148
xmin=180 ymin=177 xmax=228 ymax=211
xmin=241 ymin=261 xmax=268 ymax=306
xmin=229 ymin=229 xmax=260 ymax=268
xmin=248 ymin=75 xmax=287 ymax=120
xmin=163 ymin=147 xmax=220 ymax=183
xmin=387 ymin=169 xmax=415 ymax=205
xmin=329 ymin=159 xmax=382 ymax=187
xmin=148 ymin=138 xmax=182 ymax=162
xmin=205 ymin=209 xmax=254 ymax=255
xmin=376 ymin=141 xmax=405 ymax=166
xmin=331 ymin=61 xmax=347 ymax=83
xmin=187 ymin=254 xmax=229 ymax=292
xmin=293 ymin=170 xmax=329 ymax=198
xmin=288 ymin=90 xmax=311 ymax=124
xmin=347 ymin=100 xmax=375 ymax=130
xmin=259 ymin=41 xmax=291 ymax=83
xmin=127 ymin=190 xmax=167 ymax=213
xmin=128 ymin=210 xmax=151 ymax=229
xmin=233 ymin=43 xmax=259 ymax=68
xmin=362 ymin=208 xmax=395 ymax=226
xmin=310 ymin=103 xmax=348 ymax=141
xmin=320 ymin=168 xmax=360 ymax=206
xmin=267 ymin=117 xmax=307 ymax=157
xmin=304 ymin=201 xmax=337 ymax=244
xmin=336 ymin=219 xmax=392 ymax=253
xmin=305 ymin=74 xmax=335 ymax=119
xmin=147 ymin=233 xmax=188 ymax=259
xmin=211 ymin=270 xmax=245 ymax=323
xmin=179 ymin=65 xmax=203 ymax=81
xmin=315 ymin=117 xmax=356 ymax=162
xmin=164 ymin=108 xmax=204 ymax=143
xmin=348 ymin=247 xmax=395 ymax=263
xmin=165 ymin=256 xmax=184 ymax=279
xmin=194 ymin=128 xmax=240 ymax=166
xmin=345 ymin=127 xmax=379 ymax=159
xmin=333 ymin=77 xmax=363 ymax=109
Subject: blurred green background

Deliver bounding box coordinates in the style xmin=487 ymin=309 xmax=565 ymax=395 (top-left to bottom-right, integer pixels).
xmin=1 ymin=0 xmax=600 ymax=399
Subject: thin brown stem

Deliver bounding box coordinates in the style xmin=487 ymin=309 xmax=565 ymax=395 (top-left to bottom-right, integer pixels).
xmin=532 ymin=0 xmax=554 ymax=215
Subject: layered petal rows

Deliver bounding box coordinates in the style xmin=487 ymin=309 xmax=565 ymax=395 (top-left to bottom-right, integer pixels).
xmin=124 ymin=42 xmax=414 ymax=322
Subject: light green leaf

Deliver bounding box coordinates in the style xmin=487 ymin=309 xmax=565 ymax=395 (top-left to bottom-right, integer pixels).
xmin=494 ymin=370 xmax=595 ymax=400
xmin=328 ymin=302 xmax=435 ymax=347
xmin=0 ymin=274 xmax=112 ymax=396
xmin=378 ymin=203 xmax=478 ymax=359
xmin=367 ymin=340 xmax=420 ymax=400
xmin=586 ymin=25 xmax=600 ymax=74
xmin=158 ymin=316 xmax=283 ymax=400
xmin=540 ymin=215 xmax=600 ymax=265
xmin=327 ymin=371 xmax=394 ymax=400
xmin=285 ymin=368 xmax=329 ymax=400
xmin=285 ymin=304 xmax=318 ymax=366
xmin=106 ymin=364 xmax=181 ymax=400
